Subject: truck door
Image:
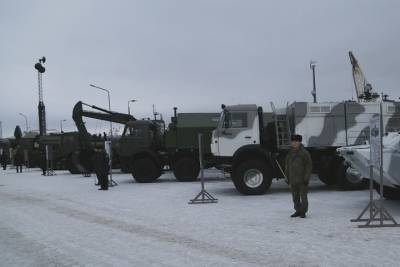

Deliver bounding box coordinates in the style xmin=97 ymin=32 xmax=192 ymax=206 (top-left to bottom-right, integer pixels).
xmin=215 ymin=111 xmax=259 ymax=157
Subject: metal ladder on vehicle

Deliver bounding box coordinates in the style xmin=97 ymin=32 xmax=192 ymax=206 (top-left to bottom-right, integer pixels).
xmin=270 ymin=102 xmax=291 ymax=148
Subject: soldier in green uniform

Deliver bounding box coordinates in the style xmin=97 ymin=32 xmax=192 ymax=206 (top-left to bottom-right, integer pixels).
xmin=93 ymin=149 xmax=109 ymax=191
xmin=285 ymin=134 xmax=312 ymax=218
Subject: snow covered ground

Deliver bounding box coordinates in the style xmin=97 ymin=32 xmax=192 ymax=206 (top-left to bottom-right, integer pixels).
xmin=0 ymin=168 xmax=399 ymax=267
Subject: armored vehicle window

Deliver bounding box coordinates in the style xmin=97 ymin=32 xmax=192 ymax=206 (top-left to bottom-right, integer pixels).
xmin=230 ymin=112 xmax=248 ymax=128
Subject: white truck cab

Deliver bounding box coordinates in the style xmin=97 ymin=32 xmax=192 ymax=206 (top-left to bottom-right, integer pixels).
xmin=211 ymin=104 xmax=260 ymax=157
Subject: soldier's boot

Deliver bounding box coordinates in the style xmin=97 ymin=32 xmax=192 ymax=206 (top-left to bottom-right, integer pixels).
xmin=290 ymin=212 xmax=300 ymax=218
xmin=300 ymin=212 xmax=306 ymax=218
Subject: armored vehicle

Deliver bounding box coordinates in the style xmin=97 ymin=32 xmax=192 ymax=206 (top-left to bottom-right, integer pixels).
xmin=338 ymin=132 xmax=400 ymax=200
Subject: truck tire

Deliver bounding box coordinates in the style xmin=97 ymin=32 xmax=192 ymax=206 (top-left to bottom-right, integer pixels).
xmin=232 ymin=159 xmax=272 ymax=195
xmin=67 ymin=152 xmax=90 ymax=174
xmin=132 ymin=157 xmax=161 ymax=183
xmin=318 ymin=155 xmax=340 ymax=186
xmin=373 ymin=182 xmax=400 ymax=200
xmin=173 ymin=157 xmax=200 ymax=182
xmin=336 ymin=163 xmax=366 ymax=191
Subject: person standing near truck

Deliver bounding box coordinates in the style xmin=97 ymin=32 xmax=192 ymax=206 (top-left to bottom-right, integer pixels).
xmin=14 ymin=146 xmax=24 ymax=173
xmin=0 ymin=150 xmax=8 ymax=170
xmin=93 ymin=149 xmax=109 ymax=190
xmin=285 ymin=134 xmax=312 ymax=218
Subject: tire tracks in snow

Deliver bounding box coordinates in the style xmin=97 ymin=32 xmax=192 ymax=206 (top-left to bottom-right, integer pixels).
xmin=0 ymin=191 xmax=276 ymax=267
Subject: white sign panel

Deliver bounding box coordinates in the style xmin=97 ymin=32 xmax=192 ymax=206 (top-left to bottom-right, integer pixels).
xmin=104 ymin=141 xmax=112 ymax=166
xmin=369 ymin=115 xmax=381 ymax=167
xmin=104 ymin=141 xmax=112 ymax=156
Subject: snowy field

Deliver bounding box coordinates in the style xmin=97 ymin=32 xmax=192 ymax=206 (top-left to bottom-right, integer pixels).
xmin=0 ymin=168 xmax=399 ymax=267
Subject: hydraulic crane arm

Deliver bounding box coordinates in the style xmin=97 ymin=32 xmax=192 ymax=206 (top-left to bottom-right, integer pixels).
xmin=72 ymin=101 xmax=136 ymax=151
xmin=349 ymin=51 xmax=379 ymax=102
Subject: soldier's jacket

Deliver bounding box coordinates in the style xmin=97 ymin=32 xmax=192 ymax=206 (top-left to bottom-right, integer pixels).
xmin=285 ymin=145 xmax=312 ymax=185
xmin=93 ymin=151 xmax=110 ymax=175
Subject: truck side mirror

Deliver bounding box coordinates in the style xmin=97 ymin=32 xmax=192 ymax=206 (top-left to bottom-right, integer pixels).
xmin=223 ymin=112 xmax=230 ymax=128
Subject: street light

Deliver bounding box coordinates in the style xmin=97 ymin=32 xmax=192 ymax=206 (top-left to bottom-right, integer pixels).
xmin=19 ymin=113 xmax=29 ymax=131
xmin=310 ymin=60 xmax=317 ymax=103
xmin=60 ymin=119 xmax=67 ymax=133
xmin=128 ymin=99 xmax=137 ymax=115
xmin=89 ymin=83 xmax=115 ymax=186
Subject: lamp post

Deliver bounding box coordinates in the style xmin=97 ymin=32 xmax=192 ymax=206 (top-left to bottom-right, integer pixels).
xmin=310 ymin=60 xmax=317 ymax=103
xmin=60 ymin=119 xmax=67 ymax=133
xmin=19 ymin=113 xmax=29 ymax=131
xmin=128 ymin=99 xmax=137 ymax=115
xmin=89 ymin=83 xmax=115 ymax=186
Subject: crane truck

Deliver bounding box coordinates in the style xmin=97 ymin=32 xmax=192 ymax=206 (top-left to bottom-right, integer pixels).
xmin=72 ymin=101 xmax=220 ymax=182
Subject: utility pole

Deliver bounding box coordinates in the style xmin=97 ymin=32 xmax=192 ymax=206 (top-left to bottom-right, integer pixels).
xmin=34 ymin=57 xmax=47 ymax=136
xmin=310 ymin=60 xmax=317 ymax=103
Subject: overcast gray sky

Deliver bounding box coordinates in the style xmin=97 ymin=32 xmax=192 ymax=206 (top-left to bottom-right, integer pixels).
xmin=1 ymin=0 xmax=399 ymax=137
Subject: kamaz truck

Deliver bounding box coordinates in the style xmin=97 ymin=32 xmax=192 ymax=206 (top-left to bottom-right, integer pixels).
xmin=73 ymin=101 xmax=220 ymax=182
xmin=211 ymin=101 xmax=400 ymax=195
xmin=114 ymin=108 xmax=219 ymax=182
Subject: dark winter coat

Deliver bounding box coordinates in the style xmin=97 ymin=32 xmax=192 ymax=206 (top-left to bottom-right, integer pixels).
xmin=0 ymin=153 xmax=8 ymax=164
xmin=14 ymin=149 xmax=24 ymax=165
xmin=285 ymin=145 xmax=312 ymax=185
xmin=93 ymin=151 xmax=110 ymax=175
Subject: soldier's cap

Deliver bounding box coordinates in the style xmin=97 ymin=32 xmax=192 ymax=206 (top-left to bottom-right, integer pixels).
xmin=291 ymin=134 xmax=302 ymax=142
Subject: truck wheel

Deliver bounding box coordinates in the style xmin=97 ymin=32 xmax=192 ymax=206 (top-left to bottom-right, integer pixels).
xmin=373 ymin=182 xmax=400 ymax=200
xmin=336 ymin=163 xmax=366 ymax=190
xmin=67 ymin=152 xmax=91 ymax=174
xmin=318 ymin=155 xmax=340 ymax=186
xmin=132 ymin=158 xmax=161 ymax=183
xmin=173 ymin=157 xmax=200 ymax=182
xmin=233 ymin=159 xmax=272 ymax=195
xmin=67 ymin=154 xmax=81 ymax=174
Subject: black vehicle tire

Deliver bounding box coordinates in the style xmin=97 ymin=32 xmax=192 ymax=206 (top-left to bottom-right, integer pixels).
xmin=173 ymin=157 xmax=200 ymax=182
xmin=318 ymin=155 xmax=340 ymax=186
xmin=336 ymin=163 xmax=366 ymax=191
xmin=132 ymin=157 xmax=161 ymax=183
xmin=66 ymin=153 xmax=89 ymax=174
xmin=67 ymin=163 xmax=80 ymax=174
xmin=232 ymin=159 xmax=272 ymax=195
xmin=373 ymin=182 xmax=400 ymax=200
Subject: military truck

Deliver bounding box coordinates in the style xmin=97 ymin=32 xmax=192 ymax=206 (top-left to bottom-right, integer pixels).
xmin=37 ymin=131 xmax=94 ymax=174
xmin=7 ymin=131 xmax=43 ymax=169
xmin=116 ymin=108 xmax=220 ymax=182
xmin=74 ymin=101 xmax=220 ymax=182
xmin=210 ymin=100 xmax=400 ymax=195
